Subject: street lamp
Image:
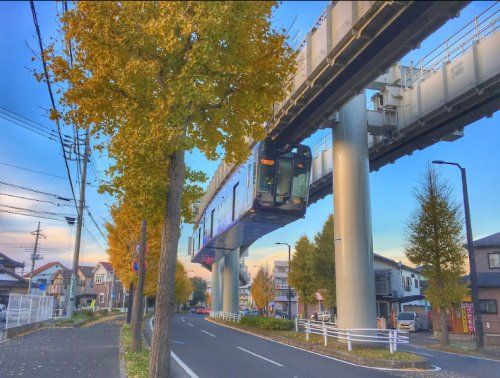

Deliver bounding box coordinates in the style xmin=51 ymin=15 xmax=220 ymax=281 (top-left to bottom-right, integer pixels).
xmin=276 ymin=242 xmax=292 ymax=320
xmin=432 ymin=160 xmax=484 ymax=349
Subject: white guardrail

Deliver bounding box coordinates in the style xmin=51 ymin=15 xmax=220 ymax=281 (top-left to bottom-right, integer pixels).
xmin=210 ymin=311 xmax=241 ymax=323
xmin=296 ymin=318 xmax=409 ymax=353
xmin=5 ymin=294 xmax=54 ymax=329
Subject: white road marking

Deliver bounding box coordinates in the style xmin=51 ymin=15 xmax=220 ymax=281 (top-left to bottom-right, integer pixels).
xmin=181 ymin=317 xmax=185 ymax=322
xmin=406 ymin=344 xmax=500 ymax=363
xmin=172 ymin=351 xmax=200 ymax=378
xmin=237 ymin=346 xmax=284 ymax=367
xmin=186 ymin=322 xmax=194 ymax=327
xmin=201 ymin=330 xmax=216 ymax=338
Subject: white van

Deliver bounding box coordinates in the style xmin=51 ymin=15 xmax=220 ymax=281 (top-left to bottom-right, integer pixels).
xmin=396 ymin=311 xmax=420 ymax=332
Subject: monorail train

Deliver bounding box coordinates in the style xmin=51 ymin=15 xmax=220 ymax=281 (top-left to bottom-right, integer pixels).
xmin=191 ymin=139 xmax=312 ymax=267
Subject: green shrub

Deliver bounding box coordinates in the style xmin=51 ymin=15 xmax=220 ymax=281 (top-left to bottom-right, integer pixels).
xmin=82 ymin=309 xmax=95 ymax=318
xmin=99 ymin=309 xmax=109 ymax=316
xmin=240 ymin=316 xmax=293 ymax=331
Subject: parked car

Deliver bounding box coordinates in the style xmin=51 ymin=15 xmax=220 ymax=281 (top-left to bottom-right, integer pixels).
xmin=396 ymin=312 xmax=420 ymax=332
xmin=274 ymin=310 xmax=288 ymax=319
xmin=241 ymin=309 xmax=259 ymax=317
xmin=310 ymin=311 xmax=331 ymax=322
xmin=0 ymin=304 xmax=6 ymax=322
xmin=201 ymin=307 xmax=210 ymax=314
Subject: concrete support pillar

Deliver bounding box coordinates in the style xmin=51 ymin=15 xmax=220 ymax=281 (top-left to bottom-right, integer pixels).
xmin=211 ymin=258 xmax=223 ymax=312
xmin=222 ymin=248 xmax=240 ymax=314
xmin=332 ymin=93 xmax=377 ymax=330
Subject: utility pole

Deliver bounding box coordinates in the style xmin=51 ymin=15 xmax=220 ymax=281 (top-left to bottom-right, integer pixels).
xmin=67 ymin=128 xmax=90 ymax=318
xmin=27 ymin=222 xmax=45 ymax=294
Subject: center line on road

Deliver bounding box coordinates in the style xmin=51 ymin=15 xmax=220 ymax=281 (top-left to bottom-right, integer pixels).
xmin=186 ymin=322 xmax=194 ymax=327
xmin=201 ymin=330 xmax=216 ymax=338
xmin=181 ymin=317 xmax=185 ymax=322
xmin=237 ymin=346 xmax=284 ymax=367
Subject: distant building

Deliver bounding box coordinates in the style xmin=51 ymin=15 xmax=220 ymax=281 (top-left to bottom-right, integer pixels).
xmin=77 ymin=266 xmax=96 ymax=308
xmin=273 ymin=260 xmax=298 ymax=318
xmin=472 ymin=232 xmax=500 ymax=346
xmin=25 ymin=261 xmax=67 ymax=296
xmin=92 ymin=262 xmax=124 ymax=309
xmin=47 ymin=269 xmax=72 ymax=309
xmin=374 ymin=253 xmax=429 ymax=329
xmin=0 ymin=252 xmax=28 ymax=306
xmin=239 ymin=284 xmax=252 ymax=310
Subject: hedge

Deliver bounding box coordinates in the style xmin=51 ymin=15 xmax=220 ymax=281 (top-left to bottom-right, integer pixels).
xmin=240 ymin=316 xmax=294 ymax=330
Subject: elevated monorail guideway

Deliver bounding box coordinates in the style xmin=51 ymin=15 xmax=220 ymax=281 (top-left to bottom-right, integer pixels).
xmin=191 ymin=0 xmax=477 ymax=322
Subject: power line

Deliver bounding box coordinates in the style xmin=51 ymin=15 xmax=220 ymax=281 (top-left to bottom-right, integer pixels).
xmin=85 ymin=207 xmax=107 ymax=240
xmin=0 ymin=192 xmax=73 ymax=207
xmin=0 ymin=180 xmax=71 ymax=201
xmin=0 ymin=161 xmax=67 ymax=180
xmin=0 ymin=204 xmax=75 ymax=217
xmin=30 ymin=0 xmax=78 ymax=208
xmin=0 ymin=113 xmax=59 ymax=142
xmin=0 ymin=209 xmax=69 ymax=222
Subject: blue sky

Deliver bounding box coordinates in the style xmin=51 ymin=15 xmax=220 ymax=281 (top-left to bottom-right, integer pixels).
xmin=1 ymin=1 xmax=498 ymax=280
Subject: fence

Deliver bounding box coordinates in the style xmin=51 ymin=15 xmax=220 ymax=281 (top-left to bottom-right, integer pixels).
xmin=210 ymin=311 xmax=241 ymax=323
xmin=296 ymin=318 xmax=409 ymax=353
xmin=5 ymin=294 xmax=54 ymax=329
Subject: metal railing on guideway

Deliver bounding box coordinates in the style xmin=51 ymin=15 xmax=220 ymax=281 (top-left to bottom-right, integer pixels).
xmin=210 ymin=311 xmax=241 ymax=323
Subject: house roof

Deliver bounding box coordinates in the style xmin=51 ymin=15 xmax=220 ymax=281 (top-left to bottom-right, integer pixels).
xmin=24 ymin=261 xmax=67 ymax=278
xmin=473 ymin=232 xmax=500 ymax=248
xmin=374 ymin=253 xmax=421 ymax=275
xmin=78 ymin=266 xmax=94 ymax=278
xmin=0 ymin=267 xmax=30 ymax=288
xmin=94 ymin=261 xmax=113 ymax=273
xmin=0 ymin=252 xmax=25 ymax=269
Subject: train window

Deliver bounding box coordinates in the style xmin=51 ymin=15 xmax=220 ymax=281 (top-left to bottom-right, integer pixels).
xmin=197 ymin=227 xmax=201 ymax=250
xmin=291 ymin=161 xmax=309 ymax=200
xmin=246 ymin=164 xmax=251 ymax=187
xmin=258 ymin=159 xmax=275 ymax=193
xmin=210 ymin=209 xmax=215 ymax=238
xmin=276 ymin=159 xmax=292 ymax=203
xmin=232 ymin=182 xmax=239 ymax=221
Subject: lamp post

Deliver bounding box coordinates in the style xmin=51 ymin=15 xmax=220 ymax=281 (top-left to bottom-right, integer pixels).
xmin=276 ymin=242 xmax=292 ymax=320
xmin=432 ymin=160 xmax=484 ymax=349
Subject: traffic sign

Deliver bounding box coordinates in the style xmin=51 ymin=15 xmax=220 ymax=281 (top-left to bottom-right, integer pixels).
xmin=38 ymin=282 xmax=46 ymax=291
xmin=132 ymin=259 xmax=148 ymax=273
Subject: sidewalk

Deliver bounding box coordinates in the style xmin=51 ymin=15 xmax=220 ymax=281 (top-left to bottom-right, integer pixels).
xmin=0 ymin=318 xmax=122 ymax=377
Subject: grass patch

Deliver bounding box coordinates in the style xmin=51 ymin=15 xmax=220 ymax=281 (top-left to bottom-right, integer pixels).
xmin=121 ymin=324 xmax=150 ymax=378
xmin=209 ymin=317 xmax=424 ymax=362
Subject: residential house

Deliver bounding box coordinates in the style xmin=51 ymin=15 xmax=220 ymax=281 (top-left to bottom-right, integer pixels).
xmin=25 ymin=261 xmax=67 ymax=296
xmin=0 ymin=252 xmax=28 ymax=306
xmin=473 ymin=232 xmax=500 ymax=346
xmin=77 ymin=266 xmax=96 ymax=308
xmin=374 ymin=253 xmax=429 ymax=329
xmin=239 ymin=284 xmax=252 ymax=310
xmin=92 ymin=262 xmax=124 ymax=309
xmin=47 ymin=269 xmax=72 ymax=310
xmin=273 ymin=260 xmax=298 ymax=318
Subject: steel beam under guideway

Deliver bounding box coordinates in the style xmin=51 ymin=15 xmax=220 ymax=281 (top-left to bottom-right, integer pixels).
xmin=211 ymin=258 xmax=223 ymax=312
xmin=333 ymin=93 xmax=377 ymax=330
xmin=222 ymin=248 xmax=240 ymax=314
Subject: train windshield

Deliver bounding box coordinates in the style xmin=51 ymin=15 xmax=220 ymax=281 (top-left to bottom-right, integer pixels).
xmin=275 ymin=159 xmax=292 ymax=204
xmin=258 ymin=159 xmax=275 ymax=193
xmin=291 ymin=161 xmax=309 ymax=201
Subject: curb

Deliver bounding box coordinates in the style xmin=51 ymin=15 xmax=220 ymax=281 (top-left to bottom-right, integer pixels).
xmin=206 ymin=317 xmax=431 ymax=371
xmin=118 ymin=328 xmax=128 ymax=378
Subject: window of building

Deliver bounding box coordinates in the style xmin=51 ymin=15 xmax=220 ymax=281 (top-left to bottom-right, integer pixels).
xmin=414 ymin=278 xmax=419 ymax=289
xmin=488 ymin=253 xmax=500 ymax=269
xmin=210 ymin=209 xmax=215 ymax=238
xmin=403 ymin=276 xmax=411 ymax=291
xmin=99 ymin=293 xmax=105 ymax=304
xmin=95 ymin=274 xmax=104 ymax=284
xmin=480 ymin=299 xmax=497 ymax=314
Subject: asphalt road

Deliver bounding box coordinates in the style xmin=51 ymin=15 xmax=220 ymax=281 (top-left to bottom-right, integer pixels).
xmin=166 ymin=315 xmax=500 ymax=378
xmin=168 ymin=314 xmax=393 ymax=378
xmin=0 ymin=318 xmax=121 ymax=377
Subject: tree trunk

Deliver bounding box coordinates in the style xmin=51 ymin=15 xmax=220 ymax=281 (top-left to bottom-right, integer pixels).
xmin=149 ymin=150 xmax=185 ymax=378
xmin=131 ymin=219 xmax=147 ymax=352
xmin=304 ymin=302 xmax=308 ymax=319
xmin=439 ymin=307 xmax=450 ymax=346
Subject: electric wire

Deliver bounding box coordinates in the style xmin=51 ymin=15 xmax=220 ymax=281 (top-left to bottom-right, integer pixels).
xmin=0 ymin=161 xmax=67 ymax=180
xmin=0 ymin=192 xmax=73 ymax=207
xmin=0 ymin=180 xmax=70 ymax=201
xmin=30 ymin=0 xmax=78 ymax=209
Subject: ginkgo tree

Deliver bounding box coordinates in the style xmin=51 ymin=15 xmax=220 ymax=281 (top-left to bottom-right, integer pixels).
xmin=46 ymin=2 xmax=295 ymax=376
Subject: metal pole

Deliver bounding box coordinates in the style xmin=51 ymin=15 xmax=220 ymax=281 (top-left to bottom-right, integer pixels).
xmin=461 ymin=167 xmax=484 ymax=349
xmin=127 ymin=282 xmax=134 ymax=324
xmin=67 ymin=128 xmax=90 ymax=318
xmin=288 ymin=244 xmax=292 ymax=320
